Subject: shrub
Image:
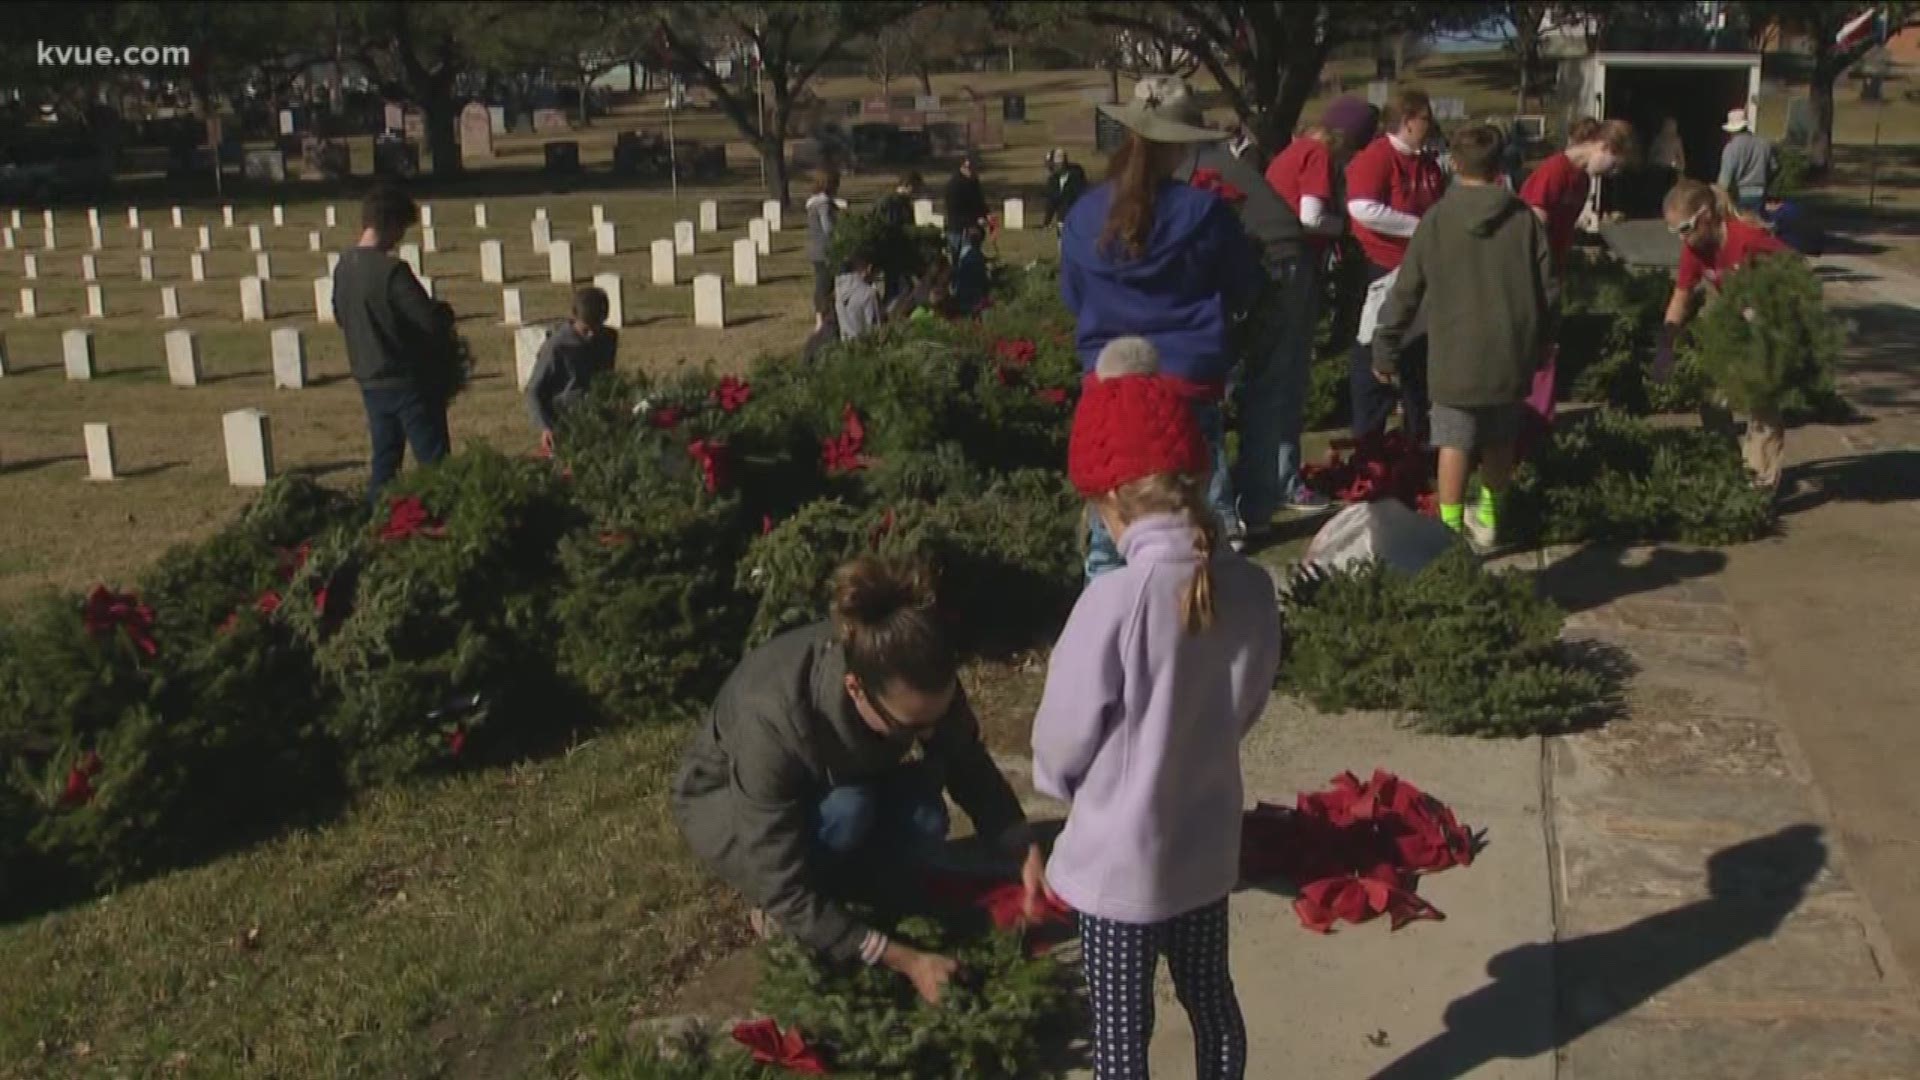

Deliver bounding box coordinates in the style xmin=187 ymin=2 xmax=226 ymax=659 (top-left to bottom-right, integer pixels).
xmin=1684 ymin=252 xmax=1844 ymax=416
xmin=1280 ymin=549 xmax=1610 ymax=737
xmin=825 ymin=209 xmax=944 ymax=289
xmin=1510 ymin=411 xmax=1776 ymax=545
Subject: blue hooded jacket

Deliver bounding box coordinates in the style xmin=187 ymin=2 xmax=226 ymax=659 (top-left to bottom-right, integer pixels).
xmin=1060 ymin=179 xmax=1265 ymax=388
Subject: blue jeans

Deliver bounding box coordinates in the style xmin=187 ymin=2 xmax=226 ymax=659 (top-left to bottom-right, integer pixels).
xmin=1235 ymin=256 xmax=1319 ymax=521
xmin=813 ymin=767 xmax=951 ymax=864
xmin=1086 ymin=399 xmax=1236 ymax=580
xmin=1736 ymin=192 xmax=1768 ymax=215
xmin=361 ymin=385 xmax=450 ymax=507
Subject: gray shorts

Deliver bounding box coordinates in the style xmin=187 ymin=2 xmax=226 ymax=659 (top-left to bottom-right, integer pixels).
xmin=1430 ymin=403 xmax=1521 ymax=452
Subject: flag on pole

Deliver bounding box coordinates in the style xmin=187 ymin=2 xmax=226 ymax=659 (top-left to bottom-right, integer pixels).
xmin=1837 ymin=8 xmax=1881 ymax=50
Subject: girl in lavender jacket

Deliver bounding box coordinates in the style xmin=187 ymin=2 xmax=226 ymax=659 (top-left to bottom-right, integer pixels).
xmin=1033 ymin=338 xmax=1283 ymax=1080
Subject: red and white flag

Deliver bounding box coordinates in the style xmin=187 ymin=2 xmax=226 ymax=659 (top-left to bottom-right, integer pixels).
xmin=1837 ymin=8 xmax=1880 ymax=50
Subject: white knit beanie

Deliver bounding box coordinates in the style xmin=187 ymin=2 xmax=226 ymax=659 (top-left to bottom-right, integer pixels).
xmin=1094 ymin=336 xmax=1160 ymax=379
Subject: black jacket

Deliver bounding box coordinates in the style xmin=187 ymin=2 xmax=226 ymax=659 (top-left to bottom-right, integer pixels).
xmin=1173 ymin=143 xmax=1305 ymax=264
xmin=944 ymin=170 xmax=987 ymax=229
xmin=525 ymin=323 xmax=619 ymax=433
xmin=333 ymin=246 xmax=443 ymax=391
xmin=1043 ymin=163 xmax=1088 ymax=226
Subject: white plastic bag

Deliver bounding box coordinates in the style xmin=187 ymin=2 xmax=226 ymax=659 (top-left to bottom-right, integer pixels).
xmin=1355 ymin=267 xmax=1400 ymax=346
xmin=1304 ymin=500 xmax=1456 ymax=577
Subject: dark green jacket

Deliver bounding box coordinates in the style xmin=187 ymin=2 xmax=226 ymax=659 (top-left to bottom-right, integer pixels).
xmin=1373 ymin=182 xmax=1559 ymax=408
xmin=672 ymin=623 xmax=1028 ymax=963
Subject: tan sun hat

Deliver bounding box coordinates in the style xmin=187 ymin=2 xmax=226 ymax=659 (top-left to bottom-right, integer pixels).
xmin=1098 ymin=76 xmax=1223 ymax=145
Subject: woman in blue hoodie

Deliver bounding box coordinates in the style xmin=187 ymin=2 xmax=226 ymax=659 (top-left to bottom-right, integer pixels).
xmin=1062 ymin=77 xmax=1265 ymax=579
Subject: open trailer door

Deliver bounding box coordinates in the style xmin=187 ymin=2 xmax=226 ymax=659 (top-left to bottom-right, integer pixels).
xmin=1569 ymin=52 xmax=1763 ymax=222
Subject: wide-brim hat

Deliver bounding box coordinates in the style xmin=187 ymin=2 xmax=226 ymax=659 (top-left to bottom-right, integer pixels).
xmin=1723 ymin=108 xmax=1751 ymax=133
xmin=1098 ymin=76 xmax=1223 ymax=145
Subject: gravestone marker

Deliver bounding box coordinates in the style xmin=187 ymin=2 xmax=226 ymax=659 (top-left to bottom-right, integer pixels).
xmin=420 ymin=205 xmax=434 ymax=229
xmin=309 ymin=231 xmax=322 ymax=252
xmin=313 ymin=277 xmax=333 ymax=323
xmin=272 ymin=205 xmax=286 ymax=227
xmin=248 ymin=224 xmax=264 ymax=252
xmin=166 ymin=329 xmax=200 ymax=387
xmin=41 ymin=225 xmax=55 ymax=250
xmin=161 ymin=286 xmax=180 ymax=319
xmin=271 ymin=328 xmax=307 ymax=389
xmin=2 ymin=228 xmax=12 ymax=250
xmin=700 ymin=200 xmax=719 ymax=233
xmin=87 ymin=207 xmax=101 ymax=233
xmin=15 ymin=288 xmax=34 ymax=319
xmin=532 ymin=216 xmax=551 ymax=255
xmin=172 ymin=206 xmax=184 ymax=228
xmin=732 ymin=237 xmax=760 ymax=286
xmin=223 ymin=205 xmax=236 ymax=228
xmin=593 ymin=271 xmax=625 ymax=329
xmin=63 ymin=328 xmax=95 ymax=379
xmin=481 ymin=240 xmax=505 ymax=284
xmin=41 ymin=209 xmax=53 ymax=231
xmin=9 ymin=209 xmax=20 ymax=228
xmin=191 ymin=253 xmax=207 ymax=281
xmin=141 ymin=229 xmax=154 ymax=251
xmin=325 ymin=205 xmax=337 ymax=228
xmin=139 ymin=255 xmax=154 ymax=282
xmin=255 ymin=252 xmax=273 ymax=280
xmin=761 ymin=200 xmax=783 ymax=231
xmin=419 ymin=276 xmax=435 ymax=299
xmin=422 ymin=227 xmax=438 ymax=254
xmin=490 ymin=106 xmax=506 ymax=135
xmin=474 ymin=203 xmax=490 ymax=229
xmin=913 ymin=198 xmax=935 ymax=226
xmin=514 ymin=325 xmax=550 ymax=389
xmin=675 ymin=221 xmax=696 ymax=256
xmin=460 ymin=102 xmax=494 ymax=160
xmin=84 ymin=423 xmax=115 ymax=482
xmin=81 ymin=255 xmax=97 ymax=281
xmin=502 ymin=288 xmax=523 ymax=326
xmin=89 ymin=227 xmax=103 ymax=251
xmin=85 ymin=285 xmax=105 ymax=318
xmin=23 ymin=254 xmax=36 ymax=280
xmin=548 ymin=239 xmax=575 ymax=283
xmin=326 ymin=252 xmax=340 ymax=275
xmin=693 ymin=274 xmax=726 ymax=329
xmin=198 ymin=226 xmax=213 ymax=251
xmin=1004 ymin=198 xmax=1026 ymax=230
xmin=241 ymin=276 xmax=268 ymax=322
xmin=222 ymin=409 xmax=274 ymax=487
xmin=399 ymin=242 xmax=422 ymax=276
xmin=651 ymin=239 xmax=676 ymax=286
xmin=596 ymin=222 xmax=617 ymax=256
xmin=592 ymin=205 xmax=606 ymax=229
xmin=749 ymin=218 xmax=771 ymax=256
xmin=0 ymin=332 xmax=7 ymax=375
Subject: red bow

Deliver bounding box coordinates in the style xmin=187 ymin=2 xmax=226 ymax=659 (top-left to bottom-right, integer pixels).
xmin=597 ymin=530 xmax=631 ymax=548
xmin=712 ymin=376 xmax=753 ymax=414
xmin=647 ymin=405 xmax=684 ymax=430
xmin=1035 ymin=387 xmax=1069 ymax=407
xmin=1300 ymin=432 xmax=1433 ymax=511
xmin=991 ymin=338 xmax=1036 ymax=366
xmin=1295 ymin=864 xmax=1441 ymax=933
xmin=922 ymin=872 xmax=1076 ymax=955
xmin=447 ymin=726 xmax=467 ymax=758
xmin=687 ymin=438 xmax=731 ymax=494
xmin=1190 ymin=167 xmax=1247 ymax=205
xmin=731 ymin=1019 xmax=827 ymax=1074
xmin=821 ymin=404 xmax=867 ymax=475
xmin=379 ymin=495 xmax=446 ymax=542
xmin=254 ymin=590 xmax=283 ymax=616
xmin=60 ymin=751 xmax=104 ymax=808
xmin=82 ymin=586 xmax=157 ymax=657
xmin=761 ymin=514 xmax=776 ymax=536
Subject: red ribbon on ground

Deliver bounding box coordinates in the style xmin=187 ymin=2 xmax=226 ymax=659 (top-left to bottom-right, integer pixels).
xmin=81 ymin=586 xmax=157 ymax=657
xmin=379 ymin=496 xmax=447 ymax=542
xmin=731 ymin=1019 xmax=828 ymax=1075
xmin=1300 ymin=432 xmax=1436 ymax=515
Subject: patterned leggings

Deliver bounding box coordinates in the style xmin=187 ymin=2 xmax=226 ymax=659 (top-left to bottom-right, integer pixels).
xmin=1078 ymin=899 xmax=1246 ymax=1080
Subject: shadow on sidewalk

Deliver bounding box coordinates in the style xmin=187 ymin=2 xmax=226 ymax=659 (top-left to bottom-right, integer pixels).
xmin=1780 ymin=450 xmax=1920 ymax=515
xmin=1530 ymin=545 xmax=1728 ymax=615
xmin=1368 ymin=824 xmax=1826 ymax=1080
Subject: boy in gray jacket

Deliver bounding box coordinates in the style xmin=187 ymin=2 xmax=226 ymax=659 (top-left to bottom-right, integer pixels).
xmin=1373 ymin=124 xmax=1557 ymax=552
xmin=525 ymin=286 xmax=617 ymax=453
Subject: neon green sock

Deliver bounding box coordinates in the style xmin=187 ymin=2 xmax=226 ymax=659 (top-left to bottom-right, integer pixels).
xmin=1440 ymin=503 xmax=1465 ymax=531
xmin=1476 ymin=485 xmax=1503 ymax=528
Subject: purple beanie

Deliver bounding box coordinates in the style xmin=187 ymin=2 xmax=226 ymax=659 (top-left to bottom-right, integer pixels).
xmin=1321 ymin=96 xmax=1378 ymax=147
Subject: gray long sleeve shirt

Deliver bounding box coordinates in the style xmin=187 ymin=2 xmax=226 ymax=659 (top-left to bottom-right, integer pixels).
xmin=1718 ymin=132 xmax=1778 ymax=199
xmin=524 ymin=323 xmax=618 ymax=433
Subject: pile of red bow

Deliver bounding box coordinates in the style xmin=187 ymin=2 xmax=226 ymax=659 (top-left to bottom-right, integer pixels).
xmin=61 ymin=750 xmax=104 ymax=808
xmin=82 ymin=586 xmax=157 ymax=657
xmin=1190 ymin=167 xmax=1247 ymax=206
xmin=732 ymin=1019 xmax=827 ymax=1075
xmin=1300 ymin=432 xmax=1437 ymax=515
xmin=821 ymin=404 xmax=868 ymax=475
xmin=686 ymin=438 xmax=731 ymax=494
xmin=711 ymin=375 xmax=753 ymax=414
xmin=1241 ymin=769 xmax=1480 ymax=933
xmin=379 ymin=495 xmax=447 ymax=542
xmin=922 ymin=871 xmax=1076 ymax=956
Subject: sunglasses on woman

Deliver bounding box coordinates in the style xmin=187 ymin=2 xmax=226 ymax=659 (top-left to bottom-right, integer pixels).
xmin=1670 ymin=207 xmax=1708 ymax=237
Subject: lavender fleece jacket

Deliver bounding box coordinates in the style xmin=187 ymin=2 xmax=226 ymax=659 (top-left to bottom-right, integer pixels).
xmin=1031 ymin=514 xmax=1283 ymax=924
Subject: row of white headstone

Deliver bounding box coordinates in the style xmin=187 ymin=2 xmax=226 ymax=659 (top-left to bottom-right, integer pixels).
xmin=70 ymin=410 xmax=274 ymax=487
xmin=24 ymin=327 xmax=309 ymax=391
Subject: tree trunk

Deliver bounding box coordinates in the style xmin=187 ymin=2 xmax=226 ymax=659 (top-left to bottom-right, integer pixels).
xmin=760 ymin=134 xmax=790 ymax=207
xmin=578 ymin=81 xmax=590 ymax=127
xmin=1393 ymin=33 xmax=1409 ymax=81
xmin=916 ymin=64 xmax=933 ymax=96
xmin=1108 ymin=64 xmax=1121 ymax=104
xmin=1810 ymin=66 xmax=1837 ymax=174
xmin=424 ymin=91 xmax=462 ymax=177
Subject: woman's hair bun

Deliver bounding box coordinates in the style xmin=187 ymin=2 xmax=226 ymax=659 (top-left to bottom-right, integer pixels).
xmin=830 ymin=555 xmax=935 ymax=635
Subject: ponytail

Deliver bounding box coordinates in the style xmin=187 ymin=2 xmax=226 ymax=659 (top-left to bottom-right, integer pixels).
xmin=1107 ymin=472 xmax=1219 ymax=634
xmin=1666 ymin=177 xmax=1756 ymax=228
xmin=828 ymin=555 xmax=955 ymax=691
xmin=1100 ymin=133 xmax=1161 ymax=261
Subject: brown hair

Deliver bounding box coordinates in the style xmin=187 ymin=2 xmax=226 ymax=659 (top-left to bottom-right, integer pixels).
xmin=1449 ymin=123 xmax=1504 ymax=181
xmin=829 ymin=556 xmax=955 ymax=692
xmin=1386 ymin=89 xmax=1432 ymax=131
xmin=1664 ymin=177 xmax=1749 ymax=227
xmin=1100 ymin=133 xmax=1160 ymax=261
xmin=812 ymin=167 xmax=840 ymax=196
xmin=361 ymin=184 xmax=418 ymax=236
xmin=1568 ymin=117 xmax=1636 ymax=156
xmin=1103 ymin=473 xmax=1219 ymax=633
xmin=572 ymin=285 xmax=610 ymax=326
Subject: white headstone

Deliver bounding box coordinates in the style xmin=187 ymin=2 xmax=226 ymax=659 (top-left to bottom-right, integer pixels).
xmin=313 ymin=277 xmax=333 ymax=323
xmin=41 ymin=225 xmax=54 ymax=251
xmin=1004 ymin=198 xmax=1026 ymax=231
xmin=62 ymin=328 xmax=94 ymax=380
xmin=222 ymin=409 xmax=274 ymax=488
xmin=161 ymin=286 xmax=180 ymax=319
xmin=89 ymin=227 xmax=103 ymax=252
xmin=514 ymin=325 xmax=551 ymax=390
xmin=420 ymin=204 xmax=434 ymax=229
xmin=16 ymin=287 xmax=35 ymax=319
xmin=480 ymin=240 xmax=505 ymax=284
xmin=693 ymin=273 xmax=726 ymax=329
xmin=87 ymin=207 xmax=101 ymax=232
xmin=913 ymin=198 xmax=935 ymax=226
xmin=41 ymin=209 xmax=53 ymax=231
xmin=595 ymin=222 xmax=617 ymax=256
xmin=191 ymin=253 xmax=207 ymax=282
xmin=421 ymin=227 xmax=438 ymax=254
xmin=140 ymin=229 xmax=154 ymax=251
xmin=674 ymin=220 xmax=696 ymax=256
xmin=8 ymin=209 xmax=20 ymax=228
xmin=531 ymin=216 xmax=551 ymax=256
xmin=326 ymin=252 xmax=340 ymax=276
xmin=127 ymin=207 xmax=140 ymax=230
xmin=501 ymin=288 xmax=523 ymax=326
xmin=280 ymin=108 xmax=295 ymax=135
xmin=474 ymin=203 xmax=489 ymax=229
xmin=255 ymin=252 xmax=273 ymax=280
xmin=535 ymin=207 xmax=548 ymax=222
xmin=83 ymin=423 xmax=115 ymax=482
xmin=419 ymin=276 xmax=435 ymax=299
xmin=308 ymin=231 xmax=322 ymax=252
xmin=749 ymin=218 xmax=771 ymax=256
xmin=248 ymin=224 xmax=263 ymax=252
xmin=22 ymin=254 xmax=35 ymax=280
xmin=732 ymin=237 xmax=760 ymax=287
xmin=240 ymin=276 xmax=267 ymax=322
xmin=651 ymin=239 xmax=676 ymax=286
xmin=929 ymin=213 xmax=946 ymax=230
xmin=222 ymin=205 xmax=235 ymax=228
xmin=139 ymin=255 xmax=154 ymax=282
xmin=593 ymin=271 xmax=625 ymax=329
xmin=171 ymin=206 xmax=184 ymax=228
xmin=324 ymin=205 xmax=337 ymax=228
xmin=85 ymin=284 xmax=105 ymax=318
xmin=761 ymin=200 xmax=783 ymax=231
xmin=548 ymin=239 xmax=575 ymax=284
xmin=591 ymin=205 xmax=606 ymax=229
xmin=0 ymin=333 xmax=7 ymax=375
xmin=165 ymin=329 xmax=200 ymax=387
xmin=699 ymin=200 xmax=719 ymax=233
xmin=197 ymin=226 xmax=212 ymax=252
xmin=271 ymin=328 xmax=307 ymax=389
xmin=399 ymin=243 xmax=422 ymax=276
xmin=2 ymin=228 xmax=12 ymax=250
xmin=81 ymin=255 xmax=97 ymax=281
xmin=272 ymin=205 xmax=285 ymax=227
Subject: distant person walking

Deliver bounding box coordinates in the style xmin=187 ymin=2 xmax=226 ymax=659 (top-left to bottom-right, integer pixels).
xmin=943 ymin=156 xmax=988 ymax=260
xmin=1043 ymin=149 xmax=1089 ymax=230
xmin=334 ymin=184 xmax=453 ymax=505
xmin=525 ymin=286 xmax=618 ymax=454
xmin=876 ymin=171 xmax=922 ymax=231
xmin=806 ymin=167 xmax=842 ymax=339
xmin=1717 ymin=109 xmax=1779 ymax=215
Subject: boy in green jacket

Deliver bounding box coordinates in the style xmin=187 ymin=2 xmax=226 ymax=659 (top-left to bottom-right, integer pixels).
xmin=1373 ymin=123 xmax=1557 ymax=552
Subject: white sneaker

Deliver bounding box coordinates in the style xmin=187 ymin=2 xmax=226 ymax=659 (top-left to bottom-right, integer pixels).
xmin=1463 ymin=507 xmax=1498 ymax=555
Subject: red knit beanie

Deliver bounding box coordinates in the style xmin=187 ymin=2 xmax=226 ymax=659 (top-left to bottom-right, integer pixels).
xmin=1068 ymin=374 xmax=1210 ymax=497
